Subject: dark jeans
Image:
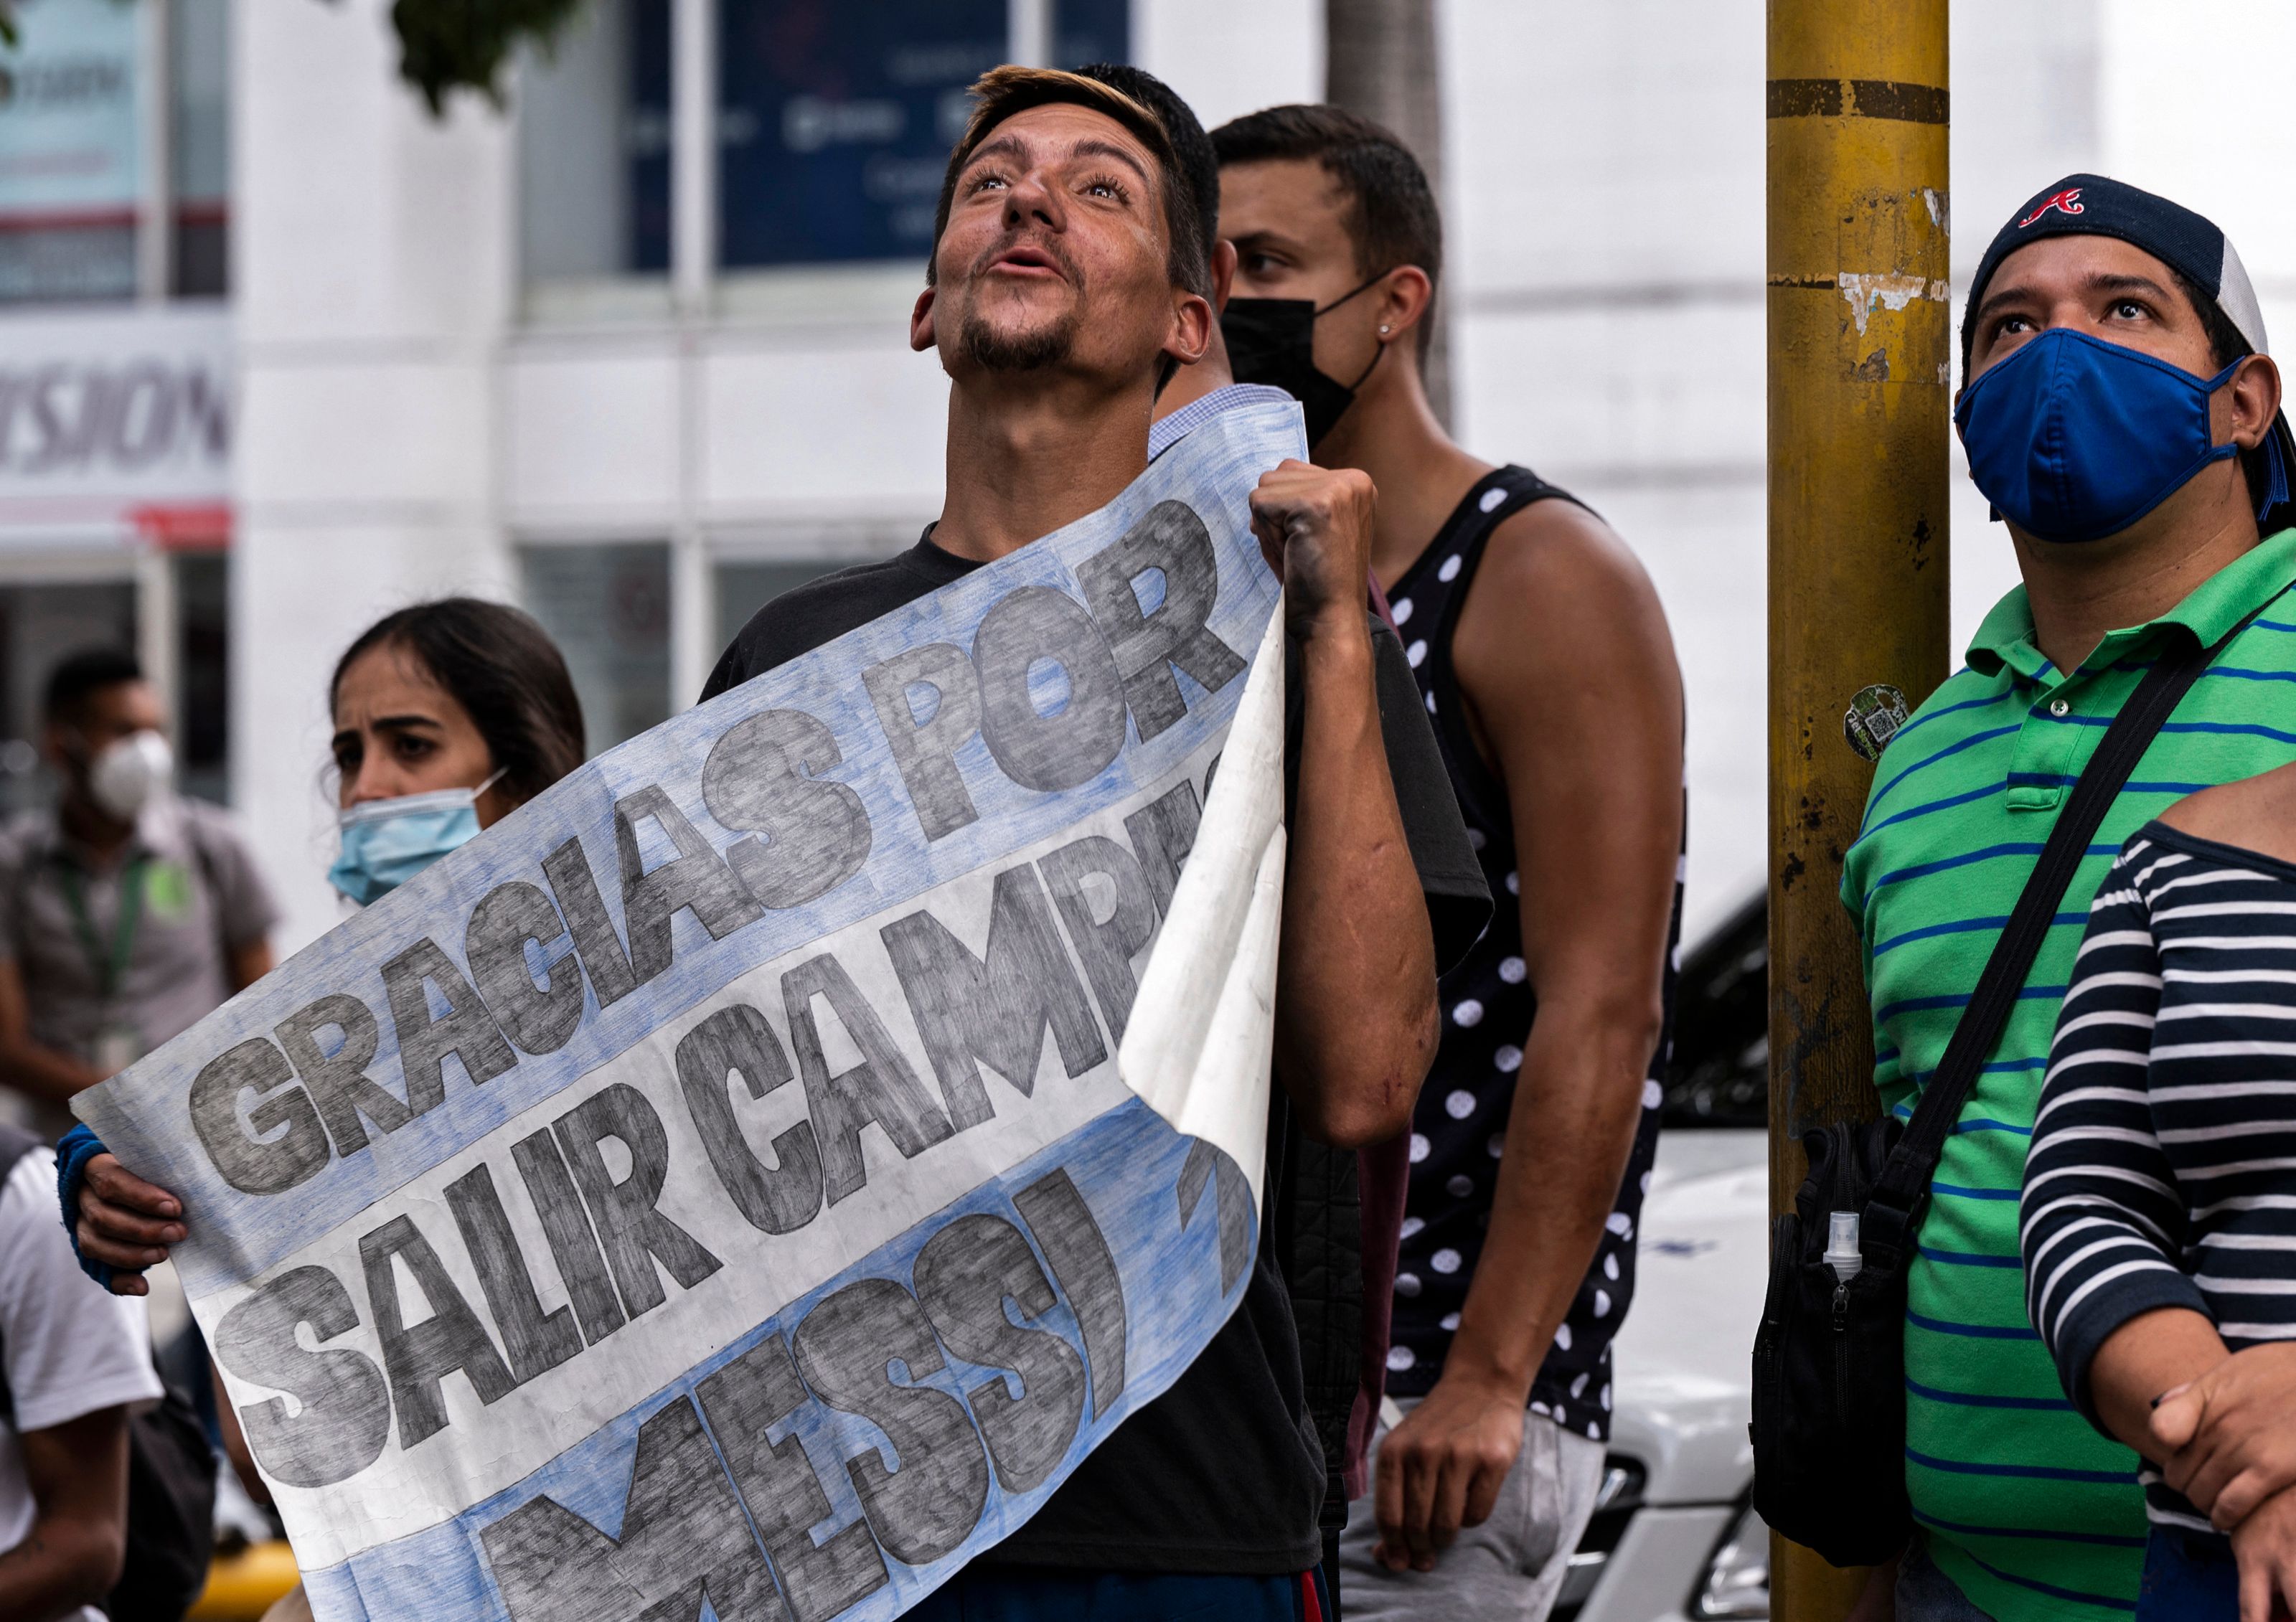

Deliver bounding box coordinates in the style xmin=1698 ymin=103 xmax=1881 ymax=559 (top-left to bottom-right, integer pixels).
xmin=2136 ymin=1528 xmax=2238 ymax=1621
xmin=907 ymin=1567 xmax=1331 ymax=1622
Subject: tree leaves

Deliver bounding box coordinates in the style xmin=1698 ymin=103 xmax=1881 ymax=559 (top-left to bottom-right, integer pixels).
xmin=386 ymin=0 xmax=589 ymax=115
xmin=0 ymin=0 xmax=590 ymax=115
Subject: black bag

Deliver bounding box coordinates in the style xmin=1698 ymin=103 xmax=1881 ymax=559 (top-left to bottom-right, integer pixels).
xmin=0 ymin=1125 xmax=217 ymax=1621
xmin=1751 ymin=613 xmax=2257 ymax=1567
xmin=105 ymin=1392 xmax=219 ymax=1622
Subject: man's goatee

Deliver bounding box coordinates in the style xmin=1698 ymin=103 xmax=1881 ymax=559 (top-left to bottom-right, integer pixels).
xmin=958 ymin=313 xmax=1081 ymax=372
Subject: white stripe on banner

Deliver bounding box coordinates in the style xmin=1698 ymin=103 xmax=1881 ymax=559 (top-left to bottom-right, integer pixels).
xmin=76 ymin=398 xmax=1305 ymax=1621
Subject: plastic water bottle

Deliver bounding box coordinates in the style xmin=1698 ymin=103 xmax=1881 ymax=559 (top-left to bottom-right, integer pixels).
xmin=1825 ymin=1210 xmax=1863 ymax=1284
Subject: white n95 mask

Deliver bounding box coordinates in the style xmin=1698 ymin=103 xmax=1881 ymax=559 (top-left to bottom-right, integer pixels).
xmin=88 ymin=731 xmax=173 ymax=821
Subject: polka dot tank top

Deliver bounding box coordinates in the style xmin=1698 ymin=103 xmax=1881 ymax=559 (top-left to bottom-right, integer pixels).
xmin=1380 ymin=466 xmax=1683 ymax=1443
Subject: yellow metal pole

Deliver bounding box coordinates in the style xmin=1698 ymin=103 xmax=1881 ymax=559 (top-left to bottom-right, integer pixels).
xmin=1767 ymin=2 xmax=1951 ymax=1618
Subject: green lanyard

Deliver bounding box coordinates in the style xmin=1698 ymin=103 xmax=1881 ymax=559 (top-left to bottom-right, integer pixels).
xmin=57 ymin=856 xmax=146 ymax=1003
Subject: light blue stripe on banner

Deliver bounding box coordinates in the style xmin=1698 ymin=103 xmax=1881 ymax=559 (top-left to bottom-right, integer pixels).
xmin=79 ymin=400 xmax=1298 ymax=1300
xmin=305 ymin=1097 xmax=1252 ymax=1622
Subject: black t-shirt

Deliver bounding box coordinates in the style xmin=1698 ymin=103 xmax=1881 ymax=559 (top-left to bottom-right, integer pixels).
xmin=703 ymin=529 xmax=1489 ymax=1575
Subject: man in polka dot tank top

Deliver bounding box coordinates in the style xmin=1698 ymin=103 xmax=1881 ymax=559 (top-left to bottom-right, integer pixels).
xmin=1213 ymin=106 xmax=1686 ymax=1621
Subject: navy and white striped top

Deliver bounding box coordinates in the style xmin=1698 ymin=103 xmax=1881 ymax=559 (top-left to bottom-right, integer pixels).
xmin=2022 ymin=821 xmax=2296 ymax=1542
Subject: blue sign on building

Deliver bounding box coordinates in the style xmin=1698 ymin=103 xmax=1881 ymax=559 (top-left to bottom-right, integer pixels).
xmin=715 ymin=0 xmax=1131 ymax=270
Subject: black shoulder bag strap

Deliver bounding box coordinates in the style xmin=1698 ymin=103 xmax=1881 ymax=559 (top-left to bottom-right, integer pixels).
xmin=1860 ymin=605 xmax=2269 ymax=1269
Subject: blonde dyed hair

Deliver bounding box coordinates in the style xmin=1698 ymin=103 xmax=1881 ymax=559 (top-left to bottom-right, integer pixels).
xmin=927 ymin=65 xmax=1210 ymax=298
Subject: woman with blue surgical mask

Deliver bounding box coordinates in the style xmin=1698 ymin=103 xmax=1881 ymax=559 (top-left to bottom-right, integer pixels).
xmin=67 ymin=597 xmax=586 ymax=1286
xmin=324 ymin=598 xmax=587 ymax=902
xmin=56 ymin=601 xmax=583 ymax=1618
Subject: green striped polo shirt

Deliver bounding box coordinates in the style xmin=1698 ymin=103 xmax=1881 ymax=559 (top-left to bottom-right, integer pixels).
xmin=1840 ymin=527 xmax=2296 ymax=1620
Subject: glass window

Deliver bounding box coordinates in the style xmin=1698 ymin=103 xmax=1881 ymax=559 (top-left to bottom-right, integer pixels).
xmin=1053 ymin=0 xmax=1131 ymax=68
xmin=0 ymin=0 xmax=143 ymax=304
xmin=715 ymin=0 xmax=1131 ymax=271
xmin=521 ymin=543 xmax=671 ymax=755
xmin=517 ymin=0 xmax=672 ymax=284
xmin=169 ymin=0 xmax=229 ymax=297
xmin=174 ymin=550 xmax=227 ymax=804
xmin=713 ymin=557 xmax=840 ymax=659
xmin=716 ymin=0 xmax=1006 ymax=270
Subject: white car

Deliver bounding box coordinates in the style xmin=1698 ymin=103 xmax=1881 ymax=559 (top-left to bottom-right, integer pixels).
xmin=1554 ymin=895 xmax=1773 ymax=1622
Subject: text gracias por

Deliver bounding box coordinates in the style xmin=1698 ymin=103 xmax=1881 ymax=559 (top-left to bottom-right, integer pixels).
xmin=187 ymin=501 xmax=1256 ymax=1510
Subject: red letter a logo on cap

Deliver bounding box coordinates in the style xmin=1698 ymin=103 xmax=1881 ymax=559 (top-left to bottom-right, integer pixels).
xmin=2018 ymin=188 xmax=2086 ymax=228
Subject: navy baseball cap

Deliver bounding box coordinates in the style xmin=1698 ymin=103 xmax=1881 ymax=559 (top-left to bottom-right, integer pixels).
xmin=1964 ymin=173 xmax=2293 ymax=529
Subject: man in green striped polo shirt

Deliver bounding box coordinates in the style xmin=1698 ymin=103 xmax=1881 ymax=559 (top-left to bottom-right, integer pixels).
xmin=1842 ymin=176 xmax=2296 ymax=1620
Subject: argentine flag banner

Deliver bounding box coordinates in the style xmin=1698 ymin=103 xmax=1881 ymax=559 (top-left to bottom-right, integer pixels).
xmin=76 ymin=399 xmax=1303 ymax=1622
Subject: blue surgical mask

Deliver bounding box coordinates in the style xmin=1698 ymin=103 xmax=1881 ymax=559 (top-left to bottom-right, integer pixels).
xmin=1955 ymin=326 xmax=2243 ymax=544
xmin=328 ymin=770 xmax=504 ymax=906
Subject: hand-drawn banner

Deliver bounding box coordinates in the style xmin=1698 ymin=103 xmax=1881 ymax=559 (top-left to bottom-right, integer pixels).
xmin=76 ymin=399 xmax=1304 ymax=1622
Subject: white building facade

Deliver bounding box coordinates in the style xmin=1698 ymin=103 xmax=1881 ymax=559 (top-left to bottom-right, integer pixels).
xmin=4 ymin=0 xmax=2290 ymax=953
xmin=0 ymin=0 xmax=231 ymax=806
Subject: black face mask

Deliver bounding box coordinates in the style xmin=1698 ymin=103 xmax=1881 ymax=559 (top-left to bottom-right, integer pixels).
xmin=1220 ymin=274 xmax=1387 ymax=448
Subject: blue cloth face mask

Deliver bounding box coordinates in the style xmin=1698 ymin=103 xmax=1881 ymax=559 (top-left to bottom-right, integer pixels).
xmin=329 ymin=770 xmax=504 ymax=906
xmin=1955 ymin=326 xmax=2244 ymax=544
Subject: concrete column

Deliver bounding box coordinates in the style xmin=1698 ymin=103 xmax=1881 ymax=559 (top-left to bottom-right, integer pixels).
xmin=231 ymin=0 xmax=514 ymax=951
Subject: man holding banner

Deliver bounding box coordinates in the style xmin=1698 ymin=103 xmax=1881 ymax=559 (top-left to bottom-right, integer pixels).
xmin=703 ymin=65 xmax=1489 ymax=1620
xmin=70 ymin=63 xmax=1485 ymax=1622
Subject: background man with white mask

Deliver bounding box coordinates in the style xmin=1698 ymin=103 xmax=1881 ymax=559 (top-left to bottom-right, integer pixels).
xmin=0 ymin=648 xmax=277 ymax=1139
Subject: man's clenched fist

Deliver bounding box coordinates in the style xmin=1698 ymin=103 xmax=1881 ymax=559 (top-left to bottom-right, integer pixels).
xmin=1247 ymin=460 xmax=1378 ymax=636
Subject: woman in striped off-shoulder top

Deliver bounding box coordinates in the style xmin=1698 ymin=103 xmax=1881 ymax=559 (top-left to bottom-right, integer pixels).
xmin=2023 ymin=763 xmax=2296 ymax=1621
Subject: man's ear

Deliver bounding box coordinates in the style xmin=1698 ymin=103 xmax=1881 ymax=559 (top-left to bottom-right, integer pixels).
xmin=1210 ymin=240 xmax=1237 ymax=313
xmin=1373 ymin=265 xmax=1434 ymax=341
xmin=2227 ymin=352 xmax=2282 ymax=451
xmin=911 ymin=285 xmax=938 ymax=353
xmin=1165 ymin=289 xmax=1214 ymax=370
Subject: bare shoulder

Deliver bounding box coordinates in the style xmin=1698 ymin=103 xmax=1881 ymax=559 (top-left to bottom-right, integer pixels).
xmin=2157 ymin=760 xmax=2296 ymax=866
xmin=1453 ymin=497 xmax=1677 ymax=690
xmin=1482 ymin=498 xmax=1655 ymax=603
